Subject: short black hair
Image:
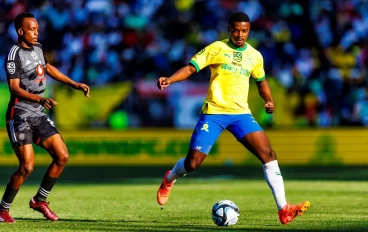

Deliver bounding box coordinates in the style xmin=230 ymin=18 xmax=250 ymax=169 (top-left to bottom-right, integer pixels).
xmin=228 ymin=12 xmax=250 ymax=25
xmin=14 ymin=12 xmax=35 ymax=30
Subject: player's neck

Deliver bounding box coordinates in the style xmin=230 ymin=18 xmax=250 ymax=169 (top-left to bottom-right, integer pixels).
xmin=18 ymin=40 xmax=32 ymax=49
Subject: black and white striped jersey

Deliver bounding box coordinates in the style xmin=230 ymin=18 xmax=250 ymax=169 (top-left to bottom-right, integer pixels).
xmin=4 ymin=43 xmax=48 ymax=121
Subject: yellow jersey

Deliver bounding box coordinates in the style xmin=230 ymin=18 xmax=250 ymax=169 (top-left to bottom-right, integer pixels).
xmin=189 ymin=39 xmax=266 ymax=114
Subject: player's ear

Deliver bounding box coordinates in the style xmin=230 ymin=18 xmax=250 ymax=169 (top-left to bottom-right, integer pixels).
xmin=18 ymin=28 xmax=23 ymax=35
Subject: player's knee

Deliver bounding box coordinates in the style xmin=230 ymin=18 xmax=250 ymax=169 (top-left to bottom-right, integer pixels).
xmin=264 ymin=149 xmax=276 ymax=163
xmin=54 ymin=150 xmax=69 ymax=166
xmin=184 ymin=157 xmax=199 ymax=172
xmin=18 ymin=163 xmax=34 ymax=176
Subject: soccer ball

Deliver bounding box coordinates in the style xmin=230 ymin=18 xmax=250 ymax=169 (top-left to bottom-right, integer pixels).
xmin=211 ymin=200 xmax=240 ymax=226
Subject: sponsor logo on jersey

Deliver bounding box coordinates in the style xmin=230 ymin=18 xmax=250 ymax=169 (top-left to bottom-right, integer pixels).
xmin=36 ymin=64 xmax=45 ymax=76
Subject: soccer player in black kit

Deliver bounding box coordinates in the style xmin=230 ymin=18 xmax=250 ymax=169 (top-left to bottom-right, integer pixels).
xmin=0 ymin=12 xmax=90 ymax=222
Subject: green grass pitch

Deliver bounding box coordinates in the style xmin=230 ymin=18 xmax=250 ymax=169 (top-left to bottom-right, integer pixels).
xmin=0 ymin=180 xmax=367 ymax=231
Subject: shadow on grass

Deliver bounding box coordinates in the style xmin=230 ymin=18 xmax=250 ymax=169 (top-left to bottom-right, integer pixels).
xmin=15 ymin=217 xmax=139 ymax=223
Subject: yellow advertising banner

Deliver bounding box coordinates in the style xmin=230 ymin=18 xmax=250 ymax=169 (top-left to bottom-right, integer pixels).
xmin=53 ymin=82 xmax=132 ymax=130
xmin=0 ymin=129 xmax=367 ymax=165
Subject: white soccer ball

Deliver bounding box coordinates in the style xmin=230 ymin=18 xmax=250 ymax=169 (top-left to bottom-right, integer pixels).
xmin=211 ymin=200 xmax=240 ymax=226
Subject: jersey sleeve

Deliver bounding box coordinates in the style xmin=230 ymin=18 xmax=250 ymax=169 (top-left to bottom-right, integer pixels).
xmin=189 ymin=42 xmax=221 ymax=73
xmin=4 ymin=50 xmax=21 ymax=79
xmin=251 ymin=52 xmax=266 ymax=81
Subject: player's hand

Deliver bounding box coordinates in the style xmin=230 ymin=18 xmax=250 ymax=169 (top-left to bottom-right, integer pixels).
xmin=75 ymin=83 xmax=90 ymax=98
xmin=264 ymin=101 xmax=275 ymax=114
xmin=40 ymin=97 xmax=58 ymax=110
xmin=157 ymin=77 xmax=171 ymax=90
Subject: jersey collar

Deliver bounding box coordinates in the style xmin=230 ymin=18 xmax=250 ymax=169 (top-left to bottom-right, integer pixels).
xmin=18 ymin=44 xmax=34 ymax=51
xmin=226 ymin=40 xmax=247 ymax=51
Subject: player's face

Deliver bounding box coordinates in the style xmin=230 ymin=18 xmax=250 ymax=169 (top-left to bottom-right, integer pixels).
xmin=19 ymin=18 xmax=39 ymax=45
xmin=228 ymin=22 xmax=250 ymax=48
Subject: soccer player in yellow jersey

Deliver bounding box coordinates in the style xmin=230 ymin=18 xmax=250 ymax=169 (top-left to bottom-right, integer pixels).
xmin=156 ymin=12 xmax=310 ymax=225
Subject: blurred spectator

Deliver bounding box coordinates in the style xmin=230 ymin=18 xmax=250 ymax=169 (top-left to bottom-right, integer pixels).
xmin=0 ymin=0 xmax=367 ymax=128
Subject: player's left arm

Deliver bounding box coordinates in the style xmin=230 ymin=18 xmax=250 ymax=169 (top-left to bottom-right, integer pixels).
xmin=256 ymin=79 xmax=274 ymax=114
xmin=252 ymin=52 xmax=274 ymax=114
xmin=46 ymin=63 xmax=90 ymax=98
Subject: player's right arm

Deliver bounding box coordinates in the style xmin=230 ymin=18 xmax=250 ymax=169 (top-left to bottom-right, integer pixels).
xmin=157 ymin=42 xmax=220 ymax=90
xmin=8 ymin=79 xmax=57 ymax=109
xmin=5 ymin=53 xmax=57 ymax=109
xmin=157 ymin=65 xmax=196 ymax=90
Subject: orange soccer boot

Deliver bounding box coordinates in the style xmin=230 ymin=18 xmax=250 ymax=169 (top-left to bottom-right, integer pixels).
xmin=278 ymin=201 xmax=310 ymax=225
xmin=157 ymin=170 xmax=175 ymax=205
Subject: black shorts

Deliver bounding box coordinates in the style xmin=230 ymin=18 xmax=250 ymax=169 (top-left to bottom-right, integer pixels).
xmin=6 ymin=116 xmax=59 ymax=148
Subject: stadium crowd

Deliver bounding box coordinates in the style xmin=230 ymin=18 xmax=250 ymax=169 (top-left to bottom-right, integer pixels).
xmin=0 ymin=0 xmax=367 ymax=127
